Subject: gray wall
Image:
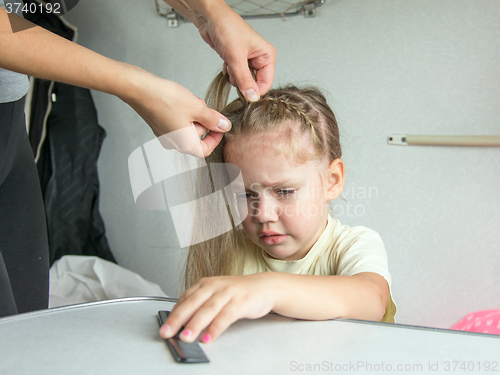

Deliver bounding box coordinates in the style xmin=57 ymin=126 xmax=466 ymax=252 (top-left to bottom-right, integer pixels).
xmin=64 ymin=0 xmax=500 ymax=330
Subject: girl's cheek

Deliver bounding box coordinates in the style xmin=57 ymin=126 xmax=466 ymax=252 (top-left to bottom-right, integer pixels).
xmin=281 ymin=201 xmax=302 ymax=220
xmin=241 ymin=219 xmax=254 ymax=237
xmin=291 ymin=201 xmax=324 ymax=221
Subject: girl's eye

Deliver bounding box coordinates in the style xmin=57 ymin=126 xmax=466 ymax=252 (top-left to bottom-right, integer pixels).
xmin=238 ymin=192 xmax=255 ymax=199
xmin=276 ymin=189 xmax=295 ymax=197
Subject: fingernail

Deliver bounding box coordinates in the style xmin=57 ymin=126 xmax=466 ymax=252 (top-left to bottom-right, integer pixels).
xmin=202 ymin=334 xmax=211 ymax=343
xmin=244 ymin=89 xmax=259 ymax=102
xmin=160 ymin=324 xmax=171 ymax=338
xmin=217 ymin=117 xmax=231 ymax=132
xmin=181 ymin=329 xmax=191 ymax=338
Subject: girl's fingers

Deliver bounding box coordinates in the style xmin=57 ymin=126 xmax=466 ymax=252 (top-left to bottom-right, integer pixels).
xmin=201 ymin=301 xmax=242 ymax=343
xmin=172 ymin=282 xmax=202 ymax=310
xmin=176 ymin=293 xmax=234 ymax=343
xmin=160 ymin=276 xmax=271 ymax=343
xmin=160 ymin=284 xmax=208 ymax=338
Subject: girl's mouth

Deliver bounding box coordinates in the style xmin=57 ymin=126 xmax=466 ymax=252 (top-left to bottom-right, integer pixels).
xmin=260 ymin=234 xmax=289 ymax=245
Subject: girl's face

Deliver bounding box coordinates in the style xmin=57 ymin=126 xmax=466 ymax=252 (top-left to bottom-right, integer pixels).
xmin=226 ymin=135 xmax=344 ymax=261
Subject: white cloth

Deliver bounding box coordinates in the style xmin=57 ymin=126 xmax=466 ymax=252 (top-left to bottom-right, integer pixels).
xmin=49 ymin=255 xmax=168 ymax=308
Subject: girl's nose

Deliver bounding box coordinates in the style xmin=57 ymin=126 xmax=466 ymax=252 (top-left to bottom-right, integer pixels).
xmin=254 ymin=196 xmax=279 ymax=223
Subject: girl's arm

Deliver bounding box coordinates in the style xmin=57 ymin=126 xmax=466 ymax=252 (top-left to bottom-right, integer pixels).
xmin=270 ymin=272 xmax=388 ymax=321
xmin=160 ymin=272 xmax=389 ymax=343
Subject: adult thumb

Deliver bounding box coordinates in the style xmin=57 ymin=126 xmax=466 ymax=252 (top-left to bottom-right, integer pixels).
xmin=196 ymin=103 xmax=232 ymax=133
xmin=229 ymin=62 xmax=260 ymax=102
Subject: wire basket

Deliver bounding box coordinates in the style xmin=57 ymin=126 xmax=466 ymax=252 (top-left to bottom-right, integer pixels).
xmin=155 ymin=0 xmax=325 ymax=27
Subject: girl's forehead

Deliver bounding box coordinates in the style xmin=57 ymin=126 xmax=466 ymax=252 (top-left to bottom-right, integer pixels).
xmin=225 ymin=130 xmax=306 ymax=159
xmin=225 ymin=136 xmax=328 ymax=187
xmin=224 ymin=130 xmax=327 ymax=168
xmin=225 ymin=137 xmax=285 ymax=167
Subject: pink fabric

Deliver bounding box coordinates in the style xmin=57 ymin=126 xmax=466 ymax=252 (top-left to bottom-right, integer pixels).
xmin=451 ymin=309 xmax=500 ymax=335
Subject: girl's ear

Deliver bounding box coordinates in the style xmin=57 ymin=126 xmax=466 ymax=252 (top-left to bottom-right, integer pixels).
xmin=326 ymin=159 xmax=345 ymax=201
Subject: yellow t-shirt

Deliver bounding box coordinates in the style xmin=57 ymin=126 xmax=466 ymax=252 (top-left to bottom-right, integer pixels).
xmin=235 ymin=214 xmax=397 ymax=323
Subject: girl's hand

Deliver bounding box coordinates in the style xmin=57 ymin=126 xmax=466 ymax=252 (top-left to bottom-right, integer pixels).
xmin=159 ymin=273 xmax=276 ymax=343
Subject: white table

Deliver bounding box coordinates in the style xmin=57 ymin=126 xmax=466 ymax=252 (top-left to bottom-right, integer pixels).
xmin=0 ymin=297 xmax=498 ymax=374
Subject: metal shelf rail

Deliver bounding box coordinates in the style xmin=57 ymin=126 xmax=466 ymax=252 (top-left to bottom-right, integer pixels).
xmin=388 ymin=135 xmax=500 ymax=147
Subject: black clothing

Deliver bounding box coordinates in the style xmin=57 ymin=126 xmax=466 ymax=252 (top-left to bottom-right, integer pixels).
xmin=0 ymin=97 xmax=50 ymax=317
xmin=32 ymin=83 xmax=115 ymax=266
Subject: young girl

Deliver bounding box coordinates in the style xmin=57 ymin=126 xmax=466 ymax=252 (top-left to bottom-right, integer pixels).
xmin=159 ymin=73 xmax=397 ymax=344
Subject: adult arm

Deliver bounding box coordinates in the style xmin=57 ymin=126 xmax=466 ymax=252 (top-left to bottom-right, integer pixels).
xmin=160 ymin=271 xmax=389 ymax=343
xmin=0 ymin=8 xmax=228 ymax=156
xmin=163 ymin=0 xmax=276 ymax=101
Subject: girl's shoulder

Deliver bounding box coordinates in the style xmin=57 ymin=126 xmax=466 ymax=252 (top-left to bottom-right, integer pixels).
xmin=327 ymin=216 xmax=385 ymax=253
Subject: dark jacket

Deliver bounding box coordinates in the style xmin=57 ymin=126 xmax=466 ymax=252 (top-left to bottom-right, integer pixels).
xmin=26 ymin=2 xmax=115 ymax=265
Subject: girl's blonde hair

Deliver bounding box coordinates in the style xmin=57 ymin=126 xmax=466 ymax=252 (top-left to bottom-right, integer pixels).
xmin=184 ymin=72 xmax=342 ymax=289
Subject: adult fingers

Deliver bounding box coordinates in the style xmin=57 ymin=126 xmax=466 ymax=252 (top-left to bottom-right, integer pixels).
xmin=195 ymin=103 xmax=231 ymax=134
xmin=194 ymin=122 xmax=208 ymax=138
xmin=226 ymin=65 xmax=236 ymax=87
xmin=248 ymin=43 xmax=276 ymax=96
xmin=229 ymin=58 xmax=260 ymax=102
xmin=157 ymin=124 xmax=204 ymax=158
xmin=200 ymin=130 xmax=224 ymax=157
xmin=254 ymin=61 xmax=275 ymax=96
xmin=193 ymin=121 xmax=225 ymax=157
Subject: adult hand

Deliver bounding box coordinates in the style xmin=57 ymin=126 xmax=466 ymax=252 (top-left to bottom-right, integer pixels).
xmin=198 ymin=4 xmax=276 ymax=101
xmin=163 ymin=0 xmax=276 ymax=101
xmin=1 ymin=10 xmax=230 ymax=157
xmin=120 ymin=65 xmax=230 ymax=157
xmin=159 ymin=273 xmax=276 ymax=343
